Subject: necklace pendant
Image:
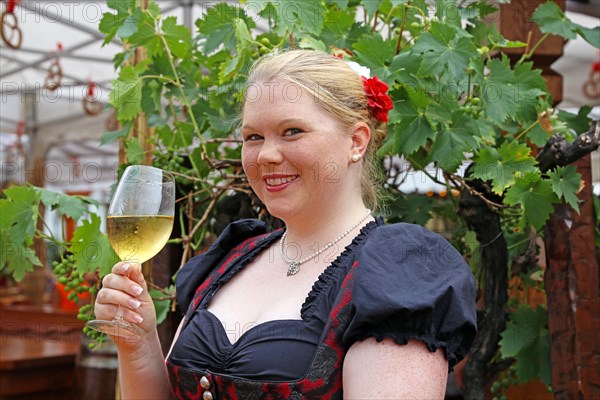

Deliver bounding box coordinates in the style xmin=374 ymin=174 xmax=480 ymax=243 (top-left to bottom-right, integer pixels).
xmin=287 ymin=262 xmax=300 ymax=276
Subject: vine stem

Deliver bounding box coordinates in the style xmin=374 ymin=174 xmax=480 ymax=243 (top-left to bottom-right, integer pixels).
xmin=448 ymin=174 xmax=509 ymax=211
xmin=152 ymin=12 xmax=208 ymax=174
xmin=372 ymin=11 xmax=379 ymax=32
xmin=179 ymin=187 xmax=226 ymax=268
xmin=518 ymin=32 xmax=550 ymax=63
xmin=142 ymin=75 xmax=176 ymax=84
xmin=396 ymin=1 xmax=410 ymax=53
xmin=514 ymin=120 xmax=539 ymax=141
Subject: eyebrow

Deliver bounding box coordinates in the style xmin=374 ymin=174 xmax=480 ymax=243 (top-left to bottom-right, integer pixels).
xmin=241 ymin=118 xmax=307 ymax=131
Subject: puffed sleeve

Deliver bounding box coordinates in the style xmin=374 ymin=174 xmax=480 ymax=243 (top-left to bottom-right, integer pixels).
xmin=175 ymin=219 xmax=267 ymax=313
xmin=342 ymin=223 xmax=477 ymax=369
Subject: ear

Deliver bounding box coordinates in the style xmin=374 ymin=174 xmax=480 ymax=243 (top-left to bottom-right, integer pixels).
xmin=349 ymin=122 xmax=371 ymax=159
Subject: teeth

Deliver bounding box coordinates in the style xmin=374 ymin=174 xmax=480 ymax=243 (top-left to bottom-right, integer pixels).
xmin=265 ymin=176 xmax=297 ymax=186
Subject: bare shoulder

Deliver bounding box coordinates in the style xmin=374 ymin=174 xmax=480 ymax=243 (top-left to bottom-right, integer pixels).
xmin=343 ymin=338 xmax=448 ymax=399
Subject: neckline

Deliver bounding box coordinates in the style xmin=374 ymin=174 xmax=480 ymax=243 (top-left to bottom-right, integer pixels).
xmin=200 ymin=217 xmax=383 ymax=331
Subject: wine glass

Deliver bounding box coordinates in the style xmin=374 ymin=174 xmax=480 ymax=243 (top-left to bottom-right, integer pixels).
xmin=87 ymin=165 xmax=175 ymax=339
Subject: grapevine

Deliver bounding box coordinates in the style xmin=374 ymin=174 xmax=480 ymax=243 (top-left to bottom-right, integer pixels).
xmin=52 ymin=253 xmax=107 ymax=349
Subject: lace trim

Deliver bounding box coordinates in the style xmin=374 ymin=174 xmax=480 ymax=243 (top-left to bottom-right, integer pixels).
xmin=300 ymin=217 xmax=383 ymax=320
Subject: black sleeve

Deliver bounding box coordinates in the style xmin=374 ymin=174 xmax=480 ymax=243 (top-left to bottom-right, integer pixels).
xmin=175 ymin=219 xmax=267 ymax=314
xmin=342 ymin=223 xmax=477 ymax=369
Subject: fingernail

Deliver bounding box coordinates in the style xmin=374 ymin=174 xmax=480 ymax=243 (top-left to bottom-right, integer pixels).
xmin=122 ymin=263 xmax=131 ymax=272
xmin=133 ymin=314 xmax=144 ymax=323
xmin=131 ymin=285 xmax=143 ymax=296
xmin=128 ymin=299 xmax=141 ymax=309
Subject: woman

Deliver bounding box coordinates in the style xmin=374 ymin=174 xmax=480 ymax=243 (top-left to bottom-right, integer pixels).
xmin=95 ymin=50 xmax=477 ymax=399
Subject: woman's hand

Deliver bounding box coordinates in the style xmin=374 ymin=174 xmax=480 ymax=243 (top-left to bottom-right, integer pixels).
xmin=94 ymin=262 xmax=157 ymax=346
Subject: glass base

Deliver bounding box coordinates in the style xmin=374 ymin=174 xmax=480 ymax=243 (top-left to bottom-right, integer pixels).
xmin=86 ymin=319 xmax=144 ymax=339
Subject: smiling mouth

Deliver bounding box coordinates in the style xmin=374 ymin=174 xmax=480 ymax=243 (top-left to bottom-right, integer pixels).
xmin=264 ymin=176 xmax=298 ymax=186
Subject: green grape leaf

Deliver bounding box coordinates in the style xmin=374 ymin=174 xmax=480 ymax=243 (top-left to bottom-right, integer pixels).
xmin=125 ymin=138 xmax=144 ymax=165
xmin=473 ymin=141 xmax=538 ymax=194
xmin=298 ymin=36 xmax=327 ymax=51
xmin=99 ymin=0 xmax=136 ymax=45
xmin=386 ymin=193 xmax=433 ymax=226
xmin=352 ymin=34 xmax=396 ymax=79
xmin=196 ymin=3 xmax=255 ymax=53
xmin=150 ymin=287 xmax=172 ymax=324
xmin=128 ymin=13 xmax=162 ymax=57
xmin=500 ymin=306 xmax=551 ymax=385
xmin=557 ymin=105 xmax=592 ymax=134
xmin=513 ymin=61 xmax=547 ymax=121
xmin=490 ymin=31 xmax=528 ymax=48
xmin=527 ymin=123 xmax=551 ymax=147
xmin=392 ymin=104 xmax=436 ymax=155
xmin=480 ymin=57 xmax=519 ymax=125
xmin=573 ymin=25 xmax=600 ymax=49
xmin=531 ymin=1 xmax=577 ymax=40
xmin=116 ymin=8 xmax=141 ymax=39
xmin=39 ymin=188 xmax=92 ymax=221
xmin=412 ymin=22 xmax=477 ymax=81
xmin=352 ymin=33 xmax=396 ymax=66
xmin=547 ymin=165 xmax=581 ymax=213
xmin=389 ymin=51 xmax=422 ymax=88
xmin=500 ymin=305 xmax=547 ymax=357
xmin=331 ymin=0 xmax=349 ymax=9
xmin=363 ymin=0 xmax=384 ymax=17
xmin=141 ymin=81 xmax=163 ymax=118
xmin=320 ymin=7 xmax=366 ymax=49
xmin=1 ymin=230 xmax=40 ymax=282
xmin=109 ymin=62 xmax=149 ymax=121
xmin=504 ymin=173 xmax=558 ymax=230
xmin=101 ymin=121 xmax=132 ymax=145
xmin=430 ymin=113 xmax=479 ymax=172
xmin=70 ymin=214 xmax=119 ymax=278
xmin=162 ymin=16 xmax=191 ymax=59
xmin=272 ymin=0 xmax=325 ymax=36
xmin=218 ymin=19 xmax=253 ymax=82
xmin=0 ymin=185 xmax=40 ymax=246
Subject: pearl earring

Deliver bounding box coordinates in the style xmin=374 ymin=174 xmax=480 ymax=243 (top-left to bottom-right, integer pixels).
xmin=351 ymin=154 xmax=361 ymax=162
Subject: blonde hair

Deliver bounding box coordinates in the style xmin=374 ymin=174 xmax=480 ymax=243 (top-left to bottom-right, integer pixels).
xmin=243 ymin=50 xmax=387 ymax=212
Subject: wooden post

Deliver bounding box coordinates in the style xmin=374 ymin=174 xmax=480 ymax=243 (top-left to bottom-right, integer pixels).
xmin=544 ymin=156 xmax=600 ymax=399
xmin=114 ymin=1 xmax=154 ymax=399
xmin=499 ymin=1 xmax=600 ymax=398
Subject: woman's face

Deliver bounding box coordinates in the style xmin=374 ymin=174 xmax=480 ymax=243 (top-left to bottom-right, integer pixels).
xmin=241 ymin=78 xmax=356 ymax=222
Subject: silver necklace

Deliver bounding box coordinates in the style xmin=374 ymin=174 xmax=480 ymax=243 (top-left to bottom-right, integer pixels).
xmin=279 ymin=209 xmax=372 ymax=276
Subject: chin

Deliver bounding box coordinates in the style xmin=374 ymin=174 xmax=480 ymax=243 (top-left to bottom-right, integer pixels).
xmin=262 ymin=202 xmax=300 ymax=222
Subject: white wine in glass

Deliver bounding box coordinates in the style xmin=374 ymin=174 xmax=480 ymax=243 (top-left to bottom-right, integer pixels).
xmin=87 ymin=165 xmax=175 ymax=339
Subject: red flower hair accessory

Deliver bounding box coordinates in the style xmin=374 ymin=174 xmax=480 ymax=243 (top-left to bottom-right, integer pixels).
xmin=361 ymin=76 xmax=393 ymax=123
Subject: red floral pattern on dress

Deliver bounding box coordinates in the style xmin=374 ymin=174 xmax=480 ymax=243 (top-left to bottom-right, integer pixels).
xmin=361 ymin=76 xmax=393 ymax=122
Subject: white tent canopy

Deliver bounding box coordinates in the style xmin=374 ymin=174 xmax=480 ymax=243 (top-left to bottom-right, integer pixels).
xmin=0 ymin=1 xmax=598 ymax=198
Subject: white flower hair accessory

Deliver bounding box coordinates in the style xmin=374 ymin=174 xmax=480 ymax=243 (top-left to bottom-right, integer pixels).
xmin=345 ymin=60 xmax=371 ymax=78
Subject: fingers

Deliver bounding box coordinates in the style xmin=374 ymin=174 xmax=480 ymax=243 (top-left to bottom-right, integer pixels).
xmin=94 ymin=286 xmax=145 ymax=324
xmin=103 ymin=267 xmax=146 ymax=299
xmin=112 ymin=262 xmax=148 ymax=291
xmin=94 ymin=262 xmax=156 ymax=329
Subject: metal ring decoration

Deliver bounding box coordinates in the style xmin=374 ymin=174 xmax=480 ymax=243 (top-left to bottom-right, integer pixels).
xmin=83 ymin=96 xmax=103 ymax=115
xmin=0 ymin=11 xmax=22 ymax=49
xmin=83 ymin=82 xmax=103 ymax=116
xmin=83 ymin=96 xmax=103 ymax=116
xmin=583 ymin=69 xmax=599 ymax=100
xmin=44 ymin=58 xmax=63 ymax=91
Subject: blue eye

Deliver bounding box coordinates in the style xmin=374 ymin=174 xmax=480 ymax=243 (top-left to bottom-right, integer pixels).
xmin=244 ymin=133 xmax=263 ymax=142
xmin=284 ymin=128 xmax=303 ymax=136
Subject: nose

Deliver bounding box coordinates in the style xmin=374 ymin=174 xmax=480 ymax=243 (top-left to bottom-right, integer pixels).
xmin=256 ymin=138 xmax=283 ymax=165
